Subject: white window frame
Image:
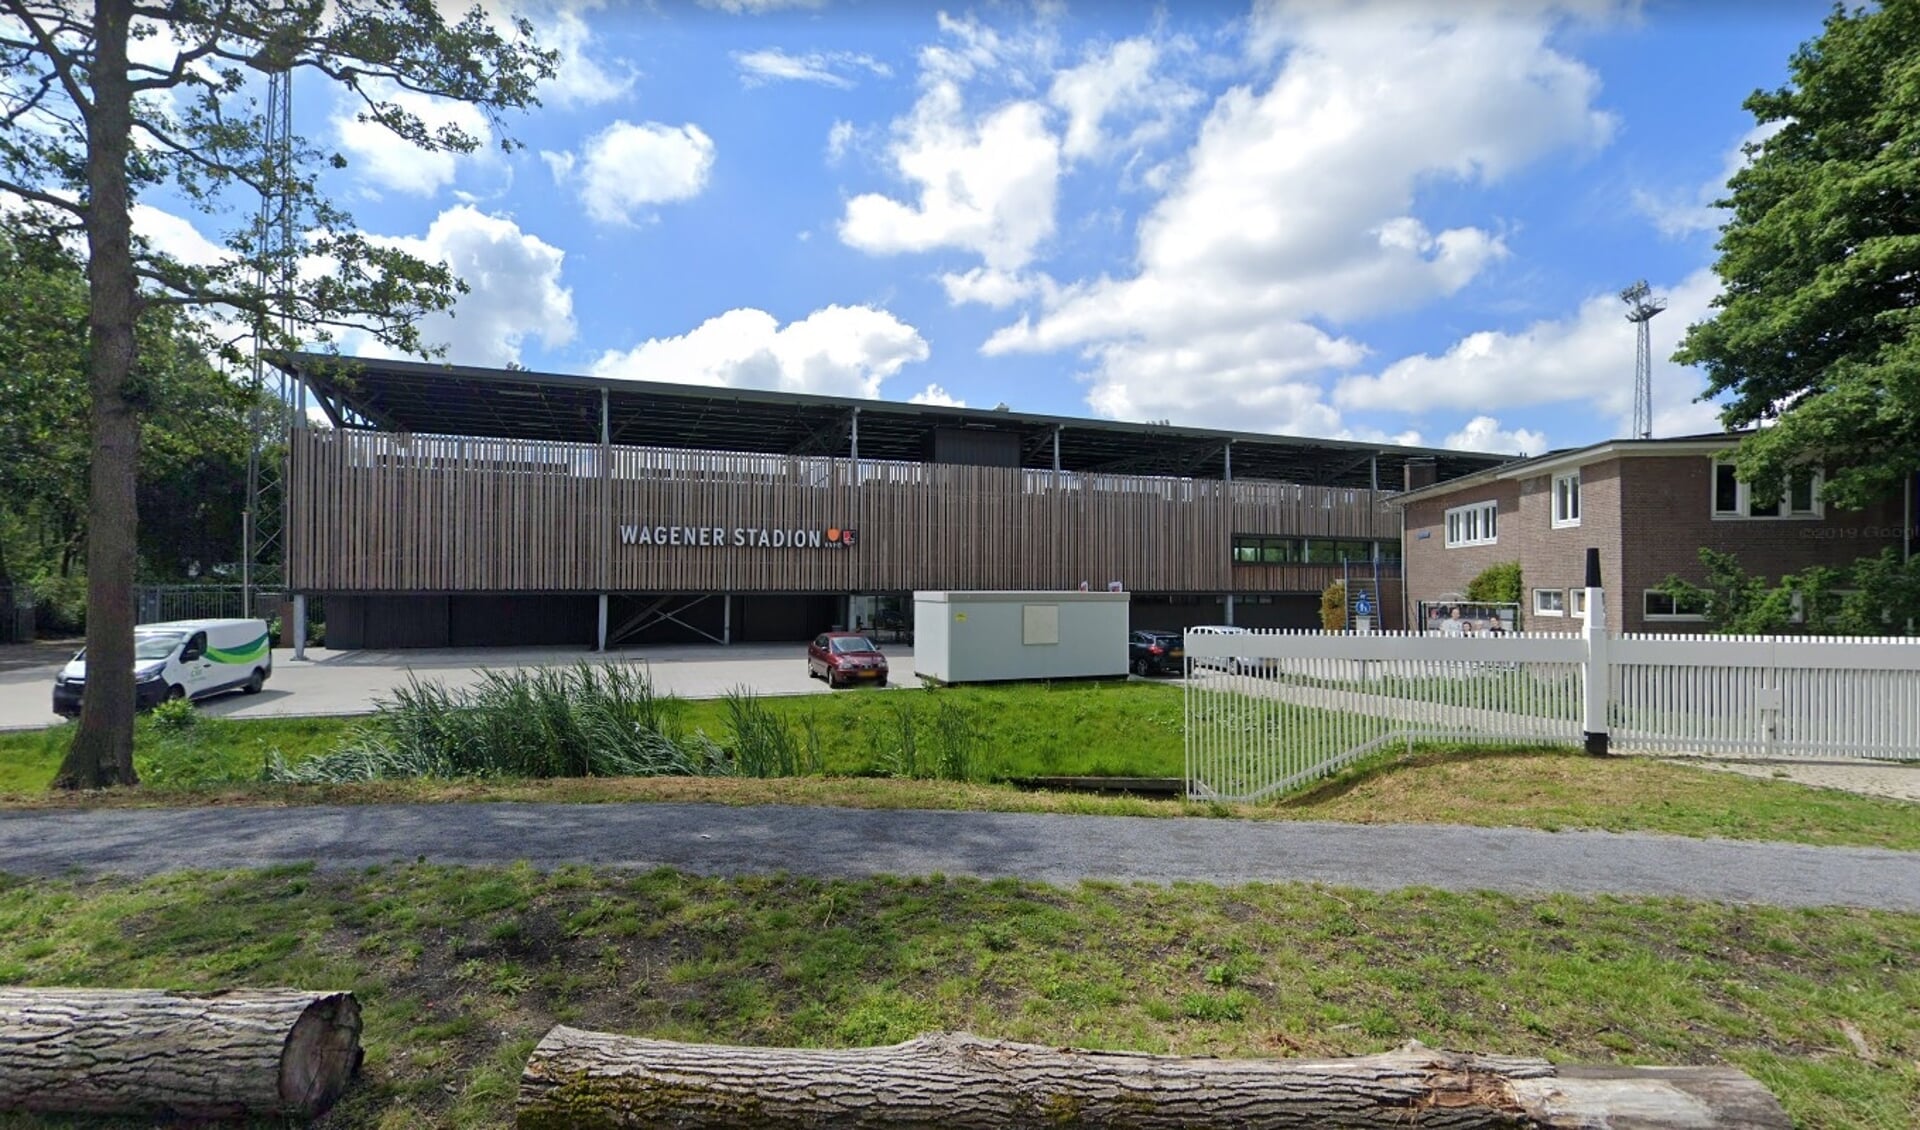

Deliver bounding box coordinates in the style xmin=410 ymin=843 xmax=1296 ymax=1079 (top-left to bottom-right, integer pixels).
xmin=1710 ymin=460 xmax=1823 ymax=520
xmin=1643 ymin=590 xmax=1709 ymax=622
xmin=1570 ymin=588 xmax=1588 ymax=618
xmin=1443 ymin=500 xmax=1499 ymax=548
xmin=1551 ymin=471 xmax=1581 ymax=528
xmin=1533 ymin=588 xmax=1566 ymax=617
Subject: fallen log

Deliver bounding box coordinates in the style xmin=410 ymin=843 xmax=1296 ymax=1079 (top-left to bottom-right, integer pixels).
xmin=0 ymin=988 xmax=360 ymax=1120
xmin=517 ymin=1028 xmax=1788 ymax=1129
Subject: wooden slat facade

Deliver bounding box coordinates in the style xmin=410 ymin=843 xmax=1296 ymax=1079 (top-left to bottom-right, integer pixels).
xmin=288 ymin=430 xmax=1401 ymax=595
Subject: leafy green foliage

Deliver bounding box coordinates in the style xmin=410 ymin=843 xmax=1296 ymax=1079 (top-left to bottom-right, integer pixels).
xmin=1320 ymin=581 xmax=1346 ymax=632
xmin=147 ymin=696 xmax=197 ymax=732
xmin=1674 ymin=0 xmax=1920 ymax=507
xmin=0 ymin=224 xmax=253 ymax=594
xmin=1659 ymin=547 xmax=1920 ymax=635
xmin=1465 ymin=561 xmax=1523 ymax=605
xmin=0 ymin=0 xmax=558 ymax=789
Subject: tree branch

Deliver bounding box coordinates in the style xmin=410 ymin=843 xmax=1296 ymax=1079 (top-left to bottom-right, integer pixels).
xmin=0 ymin=176 xmax=84 ymax=216
xmin=0 ymin=0 xmax=95 ymax=118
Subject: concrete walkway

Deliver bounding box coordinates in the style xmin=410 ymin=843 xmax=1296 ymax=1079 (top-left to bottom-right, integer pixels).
xmin=3 ymin=803 xmax=1916 ymax=911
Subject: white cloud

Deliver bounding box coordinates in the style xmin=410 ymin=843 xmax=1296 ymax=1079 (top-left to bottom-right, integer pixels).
xmin=590 ymin=305 xmax=930 ymax=398
xmin=1635 ymin=120 xmax=1784 ymax=237
xmin=983 ymin=1 xmax=1618 ymax=437
xmin=939 ymin=267 xmax=1042 ymax=308
xmin=548 ymin=120 xmax=716 ymax=225
xmin=825 ymin=119 xmax=855 ymax=161
xmin=699 ymin=0 xmax=824 ymax=12
xmin=333 ymin=87 xmax=492 ymax=197
xmin=526 ymin=2 xmax=637 ymax=106
xmin=130 ymin=204 xmax=228 ymax=268
xmin=1048 ymin=36 xmax=1200 ymax=161
xmin=839 ymin=82 xmax=1060 ymax=270
xmin=366 ymin=206 xmax=575 ymax=367
xmin=1336 ymin=268 xmax=1724 ymax=438
xmin=735 ymin=48 xmax=890 ymax=88
xmin=910 ymin=383 xmax=966 ymax=407
xmin=1445 ymin=415 xmax=1548 ymax=456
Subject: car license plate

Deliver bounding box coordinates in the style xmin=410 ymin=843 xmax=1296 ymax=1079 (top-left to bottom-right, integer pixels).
xmin=859 ymin=669 xmax=879 ymax=678
xmin=1170 ymin=649 xmax=1183 ymax=658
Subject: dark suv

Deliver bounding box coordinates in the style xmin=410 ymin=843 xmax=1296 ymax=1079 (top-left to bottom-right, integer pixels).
xmin=1128 ymin=630 xmax=1184 ymax=676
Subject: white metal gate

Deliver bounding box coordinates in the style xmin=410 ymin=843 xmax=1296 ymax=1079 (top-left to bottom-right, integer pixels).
xmin=1184 ymin=627 xmax=1920 ymax=802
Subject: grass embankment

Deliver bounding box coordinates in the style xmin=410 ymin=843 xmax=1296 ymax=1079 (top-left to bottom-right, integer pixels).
xmin=2 ymin=682 xmax=1917 ymax=850
xmin=0 ymin=681 xmax=1184 ymax=792
xmin=0 ymin=865 xmax=1913 ymax=1130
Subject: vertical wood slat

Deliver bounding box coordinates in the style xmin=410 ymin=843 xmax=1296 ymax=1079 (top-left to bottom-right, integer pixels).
xmin=287 ymin=430 xmax=1400 ymax=596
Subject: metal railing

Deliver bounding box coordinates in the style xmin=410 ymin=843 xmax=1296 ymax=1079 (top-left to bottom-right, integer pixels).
xmin=136 ymin=586 xmax=282 ymax=625
xmin=1184 ymin=625 xmax=1920 ymax=802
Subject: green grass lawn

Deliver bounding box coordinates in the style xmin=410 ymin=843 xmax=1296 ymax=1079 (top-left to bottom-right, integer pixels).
xmin=0 ymin=681 xmax=1186 ymax=793
xmin=0 ymin=865 xmax=1912 ymax=1129
xmin=2 ymin=682 xmax=1915 ymax=851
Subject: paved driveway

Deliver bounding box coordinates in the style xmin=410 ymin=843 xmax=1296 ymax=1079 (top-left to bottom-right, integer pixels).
xmin=0 ymin=642 xmax=917 ymax=730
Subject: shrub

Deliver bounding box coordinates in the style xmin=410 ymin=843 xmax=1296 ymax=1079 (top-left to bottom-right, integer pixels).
xmin=1465 ymin=562 xmax=1522 ymax=605
xmin=1320 ymin=582 xmax=1346 ymax=632
xmin=148 ymin=696 xmax=197 ymax=731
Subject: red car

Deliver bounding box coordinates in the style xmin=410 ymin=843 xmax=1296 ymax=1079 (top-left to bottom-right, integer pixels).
xmin=807 ymin=631 xmax=889 ymax=688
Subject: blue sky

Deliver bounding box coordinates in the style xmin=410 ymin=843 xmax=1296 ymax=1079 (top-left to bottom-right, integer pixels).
xmin=143 ymin=0 xmax=1832 ymax=456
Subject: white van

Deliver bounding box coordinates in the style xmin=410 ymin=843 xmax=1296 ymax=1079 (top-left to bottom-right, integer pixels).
xmin=52 ymin=618 xmax=272 ymax=718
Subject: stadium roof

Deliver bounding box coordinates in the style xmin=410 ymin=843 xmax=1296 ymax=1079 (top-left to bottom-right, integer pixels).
xmin=275 ymin=352 xmax=1510 ymax=488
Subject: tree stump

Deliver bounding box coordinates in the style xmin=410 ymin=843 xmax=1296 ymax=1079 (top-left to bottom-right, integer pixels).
xmin=517 ymin=1028 xmax=1789 ymax=1129
xmin=0 ymin=988 xmax=361 ymax=1120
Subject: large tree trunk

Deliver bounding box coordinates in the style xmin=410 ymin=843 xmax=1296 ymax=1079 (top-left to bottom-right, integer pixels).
xmin=517 ymin=1029 xmax=1788 ymax=1130
xmin=0 ymin=988 xmax=361 ymax=1119
xmin=56 ymin=0 xmax=141 ymax=790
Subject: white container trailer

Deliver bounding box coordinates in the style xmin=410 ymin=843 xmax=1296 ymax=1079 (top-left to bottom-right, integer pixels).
xmin=913 ymin=590 xmax=1130 ymax=684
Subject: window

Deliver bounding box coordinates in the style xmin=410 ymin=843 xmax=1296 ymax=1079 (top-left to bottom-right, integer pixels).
xmin=1644 ymin=590 xmax=1708 ymax=621
xmin=1231 ymin=535 xmax=1301 ymax=565
xmin=1232 ymin=536 xmax=1397 ymax=565
xmin=1551 ymin=471 xmax=1581 ymax=528
xmin=1444 ymin=500 xmax=1498 ymax=548
xmin=1533 ymin=588 xmax=1566 ymax=617
xmin=1570 ymin=588 xmax=1588 ymax=618
xmin=1711 ymin=460 xmax=1822 ymax=519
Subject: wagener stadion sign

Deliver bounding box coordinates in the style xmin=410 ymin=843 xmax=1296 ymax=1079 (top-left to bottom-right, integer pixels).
xmin=619 ymin=524 xmax=858 ymax=549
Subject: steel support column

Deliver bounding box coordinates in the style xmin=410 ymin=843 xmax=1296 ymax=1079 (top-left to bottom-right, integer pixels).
xmin=292 ymin=594 xmax=307 ymax=660
xmin=597 ymin=593 xmax=609 ymax=652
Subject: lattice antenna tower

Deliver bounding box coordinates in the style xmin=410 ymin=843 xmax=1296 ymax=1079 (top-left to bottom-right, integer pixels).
xmin=243 ymin=67 xmax=297 ymax=616
xmin=1620 ymin=279 xmax=1666 ymax=440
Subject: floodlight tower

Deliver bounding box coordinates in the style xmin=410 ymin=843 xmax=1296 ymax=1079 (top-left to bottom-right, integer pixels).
xmin=1620 ymin=279 xmax=1666 ymax=440
xmin=243 ymin=67 xmax=297 ymax=619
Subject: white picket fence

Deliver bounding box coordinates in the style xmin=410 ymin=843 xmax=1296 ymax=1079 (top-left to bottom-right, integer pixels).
xmin=1183 ymin=627 xmax=1920 ymax=802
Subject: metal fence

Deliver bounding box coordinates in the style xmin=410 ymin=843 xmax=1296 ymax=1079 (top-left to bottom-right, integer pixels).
xmin=136 ymin=586 xmax=281 ymax=625
xmin=0 ymin=586 xmax=33 ymax=644
xmin=1183 ymin=629 xmax=1583 ymax=801
xmin=1184 ymin=624 xmax=1920 ymax=802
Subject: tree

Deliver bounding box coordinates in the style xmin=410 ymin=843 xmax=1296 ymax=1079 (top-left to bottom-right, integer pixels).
xmin=1464 ymin=561 xmax=1522 ymax=606
xmin=1674 ymin=0 xmax=1920 ymax=509
xmin=1659 ymin=547 xmax=1920 ymax=635
xmin=0 ymin=1 xmax=556 ymax=787
xmin=0 ymin=220 xmax=252 ymax=591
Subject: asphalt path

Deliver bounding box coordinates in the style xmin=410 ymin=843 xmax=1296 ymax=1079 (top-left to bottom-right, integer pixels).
xmin=2 ymin=803 xmax=1916 ymax=910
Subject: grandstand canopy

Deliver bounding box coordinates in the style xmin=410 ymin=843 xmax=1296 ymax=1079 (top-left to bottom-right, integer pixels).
xmin=277 ymin=352 xmax=1508 ymax=488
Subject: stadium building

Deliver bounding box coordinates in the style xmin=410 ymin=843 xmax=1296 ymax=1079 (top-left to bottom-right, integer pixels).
xmin=274 ymin=354 xmax=1504 ymax=649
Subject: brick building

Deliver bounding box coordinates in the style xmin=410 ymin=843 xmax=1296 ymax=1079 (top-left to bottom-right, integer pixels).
xmin=1393 ymin=434 xmax=1913 ymax=634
